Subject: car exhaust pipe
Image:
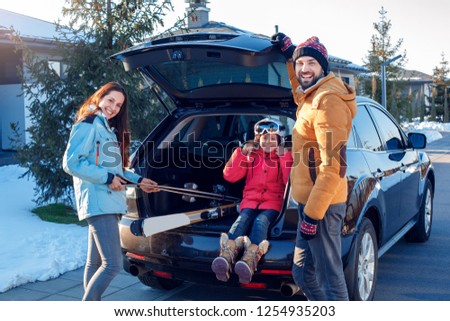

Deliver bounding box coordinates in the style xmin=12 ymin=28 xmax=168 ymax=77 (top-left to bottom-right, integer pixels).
xmin=128 ymin=264 xmax=144 ymax=276
xmin=280 ymin=283 xmax=300 ymax=297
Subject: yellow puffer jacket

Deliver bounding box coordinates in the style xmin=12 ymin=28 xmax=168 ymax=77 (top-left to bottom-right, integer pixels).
xmin=288 ymin=63 xmax=357 ymax=220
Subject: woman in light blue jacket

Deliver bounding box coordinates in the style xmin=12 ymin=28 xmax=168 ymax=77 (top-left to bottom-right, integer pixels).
xmin=63 ymin=82 xmax=158 ymax=301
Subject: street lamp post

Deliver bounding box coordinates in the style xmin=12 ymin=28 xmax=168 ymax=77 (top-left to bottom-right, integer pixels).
xmin=381 ymin=55 xmax=402 ymax=108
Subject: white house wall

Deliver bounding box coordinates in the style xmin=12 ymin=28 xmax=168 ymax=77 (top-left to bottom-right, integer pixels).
xmin=1 ymin=8 xmax=66 ymax=151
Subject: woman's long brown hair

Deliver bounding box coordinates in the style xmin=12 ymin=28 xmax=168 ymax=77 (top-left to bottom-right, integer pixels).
xmin=75 ymin=82 xmax=130 ymax=168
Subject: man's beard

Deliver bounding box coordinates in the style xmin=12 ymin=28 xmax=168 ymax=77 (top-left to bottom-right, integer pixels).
xmin=298 ymin=70 xmax=325 ymax=90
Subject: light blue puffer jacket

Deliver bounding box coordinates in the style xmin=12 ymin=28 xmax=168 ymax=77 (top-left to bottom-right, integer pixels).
xmin=62 ymin=113 xmax=142 ymax=220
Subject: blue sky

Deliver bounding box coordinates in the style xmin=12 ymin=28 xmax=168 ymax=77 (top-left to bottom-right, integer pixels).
xmin=1 ymin=0 xmax=449 ymax=74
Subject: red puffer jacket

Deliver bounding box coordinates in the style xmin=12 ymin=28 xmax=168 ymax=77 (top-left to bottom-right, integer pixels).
xmin=223 ymin=147 xmax=293 ymax=212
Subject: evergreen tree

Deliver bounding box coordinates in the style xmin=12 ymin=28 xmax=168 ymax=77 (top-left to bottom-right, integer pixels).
xmin=432 ymin=52 xmax=449 ymax=122
xmin=11 ymin=0 xmax=185 ymax=204
xmin=362 ymin=6 xmax=407 ymax=117
xmin=419 ymin=85 xmax=425 ymax=122
xmin=390 ymin=81 xmax=399 ymax=119
xmin=430 ymin=87 xmax=437 ymax=122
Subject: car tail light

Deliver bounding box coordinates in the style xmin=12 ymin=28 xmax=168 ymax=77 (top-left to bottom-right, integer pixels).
xmin=125 ymin=186 xmax=139 ymax=216
xmin=126 ymin=252 xmax=145 ymax=261
xmin=153 ymin=270 xmax=173 ymax=279
xmin=240 ymin=283 xmax=267 ymax=289
xmin=260 ymin=269 xmax=292 ymax=275
xmin=126 ymin=186 xmax=138 ymax=199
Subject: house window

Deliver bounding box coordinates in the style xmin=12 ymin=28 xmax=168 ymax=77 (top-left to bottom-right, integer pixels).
xmin=48 ymin=60 xmax=62 ymax=77
xmin=48 ymin=60 xmax=68 ymax=79
xmin=0 ymin=62 xmax=20 ymax=84
xmin=341 ymin=76 xmax=350 ymax=85
xmin=0 ymin=47 xmax=21 ymax=84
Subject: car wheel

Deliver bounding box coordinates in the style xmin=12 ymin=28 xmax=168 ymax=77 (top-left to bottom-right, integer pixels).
xmin=348 ymin=218 xmax=378 ymax=301
xmin=138 ymin=273 xmax=184 ymax=290
xmin=405 ymin=179 xmax=433 ymax=243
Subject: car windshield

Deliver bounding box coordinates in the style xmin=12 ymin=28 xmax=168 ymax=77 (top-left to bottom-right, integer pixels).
xmin=147 ymin=60 xmax=291 ymax=92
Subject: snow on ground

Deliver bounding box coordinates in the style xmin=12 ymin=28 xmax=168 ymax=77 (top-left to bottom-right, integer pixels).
xmin=403 ymin=119 xmax=450 ymax=135
xmin=0 ymin=165 xmax=87 ymax=293
xmin=0 ymin=122 xmax=447 ymax=293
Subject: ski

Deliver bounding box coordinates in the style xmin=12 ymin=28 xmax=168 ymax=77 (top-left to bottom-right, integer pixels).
xmin=118 ymin=175 xmax=240 ymax=203
xmin=129 ymin=202 xmax=239 ymax=237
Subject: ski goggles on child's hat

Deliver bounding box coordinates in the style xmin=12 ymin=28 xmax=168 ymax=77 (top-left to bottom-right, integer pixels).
xmin=254 ymin=119 xmax=285 ymax=136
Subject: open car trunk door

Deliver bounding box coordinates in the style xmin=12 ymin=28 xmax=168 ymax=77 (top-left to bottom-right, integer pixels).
xmin=111 ymin=33 xmax=294 ymax=108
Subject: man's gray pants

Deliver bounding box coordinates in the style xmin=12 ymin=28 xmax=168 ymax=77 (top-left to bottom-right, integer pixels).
xmin=292 ymin=203 xmax=349 ymax=301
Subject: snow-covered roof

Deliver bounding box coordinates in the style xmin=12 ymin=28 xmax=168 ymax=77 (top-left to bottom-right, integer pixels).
xmin=397 ymin=69 xmax=433 ymax=82
xmin=0 ymin=8 xmax=67 ymax=46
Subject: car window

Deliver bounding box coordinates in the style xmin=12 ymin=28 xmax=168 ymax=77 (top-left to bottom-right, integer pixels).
xmin=352 ymin=105 xmax=383 ymax=151
xmin=347 ymin=128 xmax=356 ymax=149
xmin=368 ymin=105 xmax=406 ymax=151
xmin=150 ymin=61 xmax=290 ymax=92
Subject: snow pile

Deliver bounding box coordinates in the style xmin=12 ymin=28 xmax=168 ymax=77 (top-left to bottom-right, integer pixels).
xmin=0 ymin=165 xmax=87 ymax=293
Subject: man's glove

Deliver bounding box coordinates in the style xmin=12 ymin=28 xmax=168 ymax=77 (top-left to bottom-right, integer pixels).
xmin=300 ymin=214 xmax=318 ymax=240
xmin=271 ymin=32 xmax=295 ymax=60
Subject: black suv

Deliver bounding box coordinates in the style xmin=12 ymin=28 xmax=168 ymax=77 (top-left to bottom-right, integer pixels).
xmin=112 ymin=32 xmax=435 ymax=301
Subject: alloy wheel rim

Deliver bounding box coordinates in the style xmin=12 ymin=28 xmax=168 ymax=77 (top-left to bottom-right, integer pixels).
xmin=357 ymin=232 xmax=375 ymax=300
xmin=424 ymin=188 xmax=432 ymax=233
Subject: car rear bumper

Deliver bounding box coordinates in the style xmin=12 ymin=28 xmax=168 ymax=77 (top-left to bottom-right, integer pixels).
xmin=119 ymin=215 xmax=297 ymax=292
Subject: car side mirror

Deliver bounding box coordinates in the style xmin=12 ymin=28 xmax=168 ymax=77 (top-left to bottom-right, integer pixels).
xmin=408 ymin=132 xmax=427 ymax=149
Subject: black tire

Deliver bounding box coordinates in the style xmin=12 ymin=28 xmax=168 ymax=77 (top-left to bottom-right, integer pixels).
xmin=347 ymin=218 xmax=378 ymax=301
xmin=138 ymin=273 xmax=184 ymax=290
xmin=405 ymin=179 xmax=433 ymax=243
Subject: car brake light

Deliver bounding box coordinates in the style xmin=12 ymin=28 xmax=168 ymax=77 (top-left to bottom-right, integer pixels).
xmin=240 ymin=283 xmax=267 ymax=289
xmin=153 ymin=270 xmax=173 ymax=279
xmin=260 ymin=269 xmax=292 ymax=275
xmin=126 ymin=252 xmax=145 ymax=260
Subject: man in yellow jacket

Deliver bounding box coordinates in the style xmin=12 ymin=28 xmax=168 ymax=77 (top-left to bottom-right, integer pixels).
xmin=272 ymin=33 xmax=357 ymax=300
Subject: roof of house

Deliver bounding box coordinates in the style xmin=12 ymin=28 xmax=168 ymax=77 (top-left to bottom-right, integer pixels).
xmin=0 ymin=8 xmax=68 ymax=47
xmin=0 ymin=8 xmax=369 ymax=74
xmin=398 ymin=69 xmax=433 ymax=82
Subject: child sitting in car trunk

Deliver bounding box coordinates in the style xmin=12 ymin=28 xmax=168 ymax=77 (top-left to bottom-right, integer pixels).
xmin=211 ymin=118 xmax=293 ymax=284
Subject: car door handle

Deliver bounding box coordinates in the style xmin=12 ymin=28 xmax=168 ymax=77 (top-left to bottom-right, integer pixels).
xmin=374 ymin=169 xmax=385 ymax=179
xmin=400 ymin=163 xmax=408 ymax=172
